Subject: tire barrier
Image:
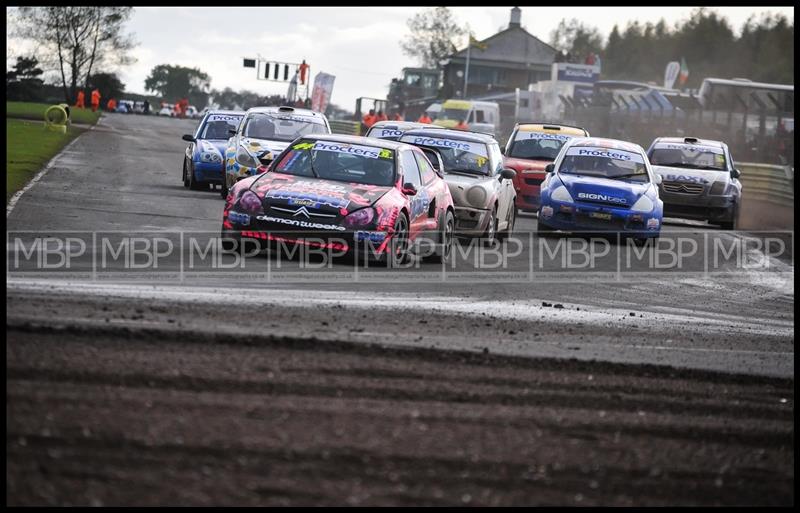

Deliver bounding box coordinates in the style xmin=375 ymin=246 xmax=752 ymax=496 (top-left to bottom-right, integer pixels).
xmin=44 ymin=104 xmax=71 ymax=134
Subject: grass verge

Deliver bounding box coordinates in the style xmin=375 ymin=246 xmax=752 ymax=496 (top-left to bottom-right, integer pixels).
xmin=7 ymin=119 xmax=86 ymax=203
xmin=7 ymin=101 xmax=102 ymax=125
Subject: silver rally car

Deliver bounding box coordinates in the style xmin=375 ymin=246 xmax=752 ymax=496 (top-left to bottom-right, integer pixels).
xmin=399 ymin=127 xmax=517 ymax=243
xmin=646 ymin=137 xmax=742 ymax=230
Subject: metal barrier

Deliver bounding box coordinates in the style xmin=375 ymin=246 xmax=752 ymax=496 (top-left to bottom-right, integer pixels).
xmin=738 ymin=162 xmax=794 ymax=207
xmin=329 ymin=120 xmax=361 ymax=136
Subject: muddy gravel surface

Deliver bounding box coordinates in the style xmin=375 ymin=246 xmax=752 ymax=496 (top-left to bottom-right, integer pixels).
xmin=6 ymin=291 xmax=795 ymax=506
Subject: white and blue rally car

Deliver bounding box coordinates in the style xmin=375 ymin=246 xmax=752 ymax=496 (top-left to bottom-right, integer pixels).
xmin=537 ymin=137 xmax=663 ymax=242
xmin=181 ymin=110 xmax=245 ymax=190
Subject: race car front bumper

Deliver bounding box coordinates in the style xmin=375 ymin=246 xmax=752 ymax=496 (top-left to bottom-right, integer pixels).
xmin=194 ymin=160 xmax=225 ymax=183
xmin=659 ymin=190 xmax=737 ymax=222
xmin=538 ymin=200 xmax=661 ymax=238
xmin=453 ymin=205 xmax=491 ymax=237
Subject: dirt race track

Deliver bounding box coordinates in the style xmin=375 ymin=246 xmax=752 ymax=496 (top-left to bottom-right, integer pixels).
xmin=6 ymin=113 xmax=795 ymax=506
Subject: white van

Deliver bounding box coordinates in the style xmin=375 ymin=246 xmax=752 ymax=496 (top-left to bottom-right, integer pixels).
xmin=432 ymin=99 xmax=500 ymax=138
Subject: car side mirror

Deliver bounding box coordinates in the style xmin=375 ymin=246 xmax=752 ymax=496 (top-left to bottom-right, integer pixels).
xmin=731 ymin=169 xmax=741 ymax=179
xmin=228 ymin=128 xmax=237 ymax=136
xmin=654 ymin=174 xmax=663 ymax=185
xmin=401 ymin=183 xmax=418 ymax=196
xmin=182 ymin=134 xmax=195 ymax=142
xmin=545 ymin=164 xmax=555 ymax=174
xmin=500 ymin=168 xmax=516 ymax=180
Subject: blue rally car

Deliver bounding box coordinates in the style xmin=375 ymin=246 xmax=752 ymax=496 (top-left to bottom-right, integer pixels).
xmin=537 ymin=137 xmax=663 ymax=242
xmin=181 ymin=110 xmax=245 ymax=190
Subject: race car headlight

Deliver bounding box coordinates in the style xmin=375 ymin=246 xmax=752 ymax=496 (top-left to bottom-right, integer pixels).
xmin=201 ymin=151 xmax=222 ymax=163
xmin=466 ymin=186 xmax=487 ymax=208
xmin=630 ymin=194 xmax=655 ymax=213
xmin=551 ymin=185 xmax=574 ymax=203
xmin=238 ymin=190 xmax=262 ymax=214
xmin=343 ymin=207 xmax=376 ymax=228
xmin=236 ymin=146 xmax=259 ymax=168
xmin=709 ymin=180 xmax=727 ymax=195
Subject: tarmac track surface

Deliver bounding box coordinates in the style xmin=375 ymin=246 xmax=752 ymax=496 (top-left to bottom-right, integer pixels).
xmin=6 ymin=113 xmax=795 ymax=505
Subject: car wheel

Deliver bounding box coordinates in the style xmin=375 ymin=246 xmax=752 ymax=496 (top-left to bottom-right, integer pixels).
xmin=188 ymin=161 xmax=204 ymax=190
xmin=182 ymin=158 xmax=190 ymax=188
xmin=385 ymin=213 xmax=410 ymax=268
xmin=482 ymin=206 xmax=497 ymax=246
xmin=498 ymin=204 xmax=515 ymax=241
xmin=719 ymin=203 xmax=738 ymax=230
xmin=426 ymin=209 xmax=455 ymax=265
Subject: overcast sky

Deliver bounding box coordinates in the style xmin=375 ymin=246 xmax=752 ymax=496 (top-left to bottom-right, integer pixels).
xmin=6 ymin=6 xmax=794 ymax=109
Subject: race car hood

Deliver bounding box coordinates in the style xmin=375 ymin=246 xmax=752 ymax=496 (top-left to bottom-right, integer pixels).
xmin=248 ymin=173 xmax=393 ymax=219
xmin=239 ymin=137 xmax=290 ymax=158
xmin=651 ymin=165 xmax=725 ymax=185
xmin=503 ymin=156 xmax=550 ymax=174
xmin=444 ymin=172 xmax=496 ymax=210
xmin=197 ymin=139 xmax=227 ymax=156
xmin=557 ymin=173 xmax=650 ymax=208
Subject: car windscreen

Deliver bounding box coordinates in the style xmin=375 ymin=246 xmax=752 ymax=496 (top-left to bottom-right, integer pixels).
xmin=649 ymin=143 xmax=727 ymax=171
xmin=272 ymin=140 xmax=396 ymax=187
xmin=242 ymin=113 xmax=328 ymax=142
xmin=435 ymin=108 xmax=469 ymax=121
xmin=559 ymin=146 xmax=650 ymax=183
xmin=400 ymin=135 xmax=490 ymax=176
xmin=508 ymin=131 xmax=578 ymax=160
xmin=200 ymin=114 xmax=243 ymax=139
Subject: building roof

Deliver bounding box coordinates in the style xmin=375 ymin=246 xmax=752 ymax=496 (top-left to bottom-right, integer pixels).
xmin=448 ymin=25 xmax=557 ymax=67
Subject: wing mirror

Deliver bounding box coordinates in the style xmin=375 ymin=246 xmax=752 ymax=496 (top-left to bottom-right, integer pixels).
xmin=731 ymin=169 xmax=741 ymax=179
xmin=228 ymin=128 xmax=237 ymax=136
xmin=654 ymin=174 xmax=663 ymax=185
xmin=500 ymin=168 xmax=516 ymax=180
xmin=545 ymin=164 xmax=555 ymax=174
xmin=182 ymin=134 xmax=195 ymax=142
xmin=401 ymin=183 xmax=418 ymax=196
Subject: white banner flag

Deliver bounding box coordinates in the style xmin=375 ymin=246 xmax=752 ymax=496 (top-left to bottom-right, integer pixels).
xmin=311 ymin=72 xmax=336 ymax=113
xmin=664 ymin=61 xmax=680 ymax=90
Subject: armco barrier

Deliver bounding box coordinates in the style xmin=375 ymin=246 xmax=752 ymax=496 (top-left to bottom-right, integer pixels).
xmin=329 ymin=120 xmax=361 ymax=136
xmin=738 ymin=162 xmax=794 ymax=207
xmin=737 ymin=162 xmax=794 ymax=230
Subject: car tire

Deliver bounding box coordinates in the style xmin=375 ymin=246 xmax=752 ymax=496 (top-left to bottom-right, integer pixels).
xmin=385 ymin=213 xmax=410 ymax=268
xmin=426 ymin=209 xmax=455 ymax=265
xmin=188 ymin=161 xmax=204 ymax=190
xmin=482 ymin=206 xmax=497 ymax=246
xmin=498 ymin=204 xmax=515 ymax=241
xmin=719 ymin=203 xmax=739 ymax=230
xmin=182 ymin=158 xmax=190 ymax=188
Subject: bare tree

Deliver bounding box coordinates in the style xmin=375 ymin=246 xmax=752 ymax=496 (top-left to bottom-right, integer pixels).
xmin=401 ymin=7 xmax=466 ymax=69
xmin=12 ymin=7 xmax=136 ymax=102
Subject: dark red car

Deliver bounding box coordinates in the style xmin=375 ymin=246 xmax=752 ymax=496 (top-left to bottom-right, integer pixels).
xmin=503 ymin=123 xmax=589 ymax=212
xmin=221 ymin=134 xmax=456 ymax=266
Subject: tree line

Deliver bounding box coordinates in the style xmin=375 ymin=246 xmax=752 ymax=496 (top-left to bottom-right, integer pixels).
xmin=549 ymin=8 xmax=793 ymax=87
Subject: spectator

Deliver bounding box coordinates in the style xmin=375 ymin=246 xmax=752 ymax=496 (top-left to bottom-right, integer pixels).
xmin=75 ymin=90 xmax=85 ymax=109
xmin=363 ymin=108 xmax=377 ymax=129
xmin=377 ymin=110 xmax=388 ymax=122
xmin=455 ymin=118 xmax=469 ymax=131
xmin=106 ymin=98 xmax=117 ymax=112
xmin=418 ymin=113 xmax=433 ymax=124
